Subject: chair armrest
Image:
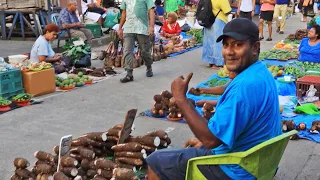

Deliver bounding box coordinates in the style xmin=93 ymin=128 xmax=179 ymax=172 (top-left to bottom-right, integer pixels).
xmin=185 ymin=152 xmax=245 ymax=180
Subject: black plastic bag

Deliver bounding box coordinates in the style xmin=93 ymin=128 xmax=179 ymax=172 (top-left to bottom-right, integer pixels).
xmin=74 ymin=55 xmax=91 ymax=68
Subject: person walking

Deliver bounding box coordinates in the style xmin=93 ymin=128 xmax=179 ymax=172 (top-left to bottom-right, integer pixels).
xmin=273 ymin=0 xmax=290 ymax=34
xmin=202 ymin=0 xmax=231 ymax=69
xmin=259 ymin=0 xmax=275 ymax=41
xmin=118 ymin=0 xmax=155 ymax=83
xmin=237 ymin=0 xmax=256 ymax=20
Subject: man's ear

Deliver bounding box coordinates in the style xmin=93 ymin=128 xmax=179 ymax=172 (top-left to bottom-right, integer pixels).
xmin=252 ymin=41 xmax=260 ymax=57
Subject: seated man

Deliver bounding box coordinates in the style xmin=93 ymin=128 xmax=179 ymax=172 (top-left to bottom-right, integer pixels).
xmin=146 ymin=18 xmax=282 ymax=180
xmin=58 ymin=0 xmax=94 ymax=44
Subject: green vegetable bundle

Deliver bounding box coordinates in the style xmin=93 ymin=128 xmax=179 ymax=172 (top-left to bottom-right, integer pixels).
xmin=186 ymin=28 xmax=203 ymax=44
xmin=12 ymin=94 xmax=32 ymax=101
xmin=0 ymin=97 xmax=11 ymax=106
xmin=63 ymin=38 xmax=91 ymax=64
xmin=205 ymin=78 xmax=229 ymax=87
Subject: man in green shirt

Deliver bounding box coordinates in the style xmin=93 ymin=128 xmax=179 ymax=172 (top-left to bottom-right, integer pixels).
xmin=118 ymin=0 xmax=155 ymax=83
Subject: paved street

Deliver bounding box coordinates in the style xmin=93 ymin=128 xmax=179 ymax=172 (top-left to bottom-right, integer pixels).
xmin=1 ymin=15 xmax=319 ymax=179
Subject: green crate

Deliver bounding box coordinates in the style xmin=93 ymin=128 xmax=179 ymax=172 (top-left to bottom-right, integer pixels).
xmin=1 ymin=88 xmax=24 ymax=99
xmin=0 ymin=69 xmax=23 ymax=95
xmin=86 ymin=24 xmax=102 ymax=38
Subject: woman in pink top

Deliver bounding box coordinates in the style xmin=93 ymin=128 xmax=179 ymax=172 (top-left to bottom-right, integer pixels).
xmin=259 ymin=0 xmax=275 ymax=41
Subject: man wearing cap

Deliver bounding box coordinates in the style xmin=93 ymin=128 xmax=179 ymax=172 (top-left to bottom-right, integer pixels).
xmin=146 ymin=18 xmax=282 ymax=180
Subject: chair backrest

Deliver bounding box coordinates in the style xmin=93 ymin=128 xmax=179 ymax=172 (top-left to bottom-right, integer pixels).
xmin=239 ymin=130 xmax=297 ymax=179
xmin=51 ymin=13 xmax=60 ymax=26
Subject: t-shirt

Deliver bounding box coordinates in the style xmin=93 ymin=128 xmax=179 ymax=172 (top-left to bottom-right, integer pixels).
xmin=103 ymin=7 xmax=120 ymax=28
xmin=30 ymin=36 xmax=55 ymax=63
xmin=120 ymin=0 xmax=154 ymax=35
xmin=81 ymin=0 xmax=97 ymax=14
xmin=212 ymin=0 xmax=232 ymax=23
xmin=261 ymin=2 xmax=275 ymax=11
xmin=165 ymin=0 xmax=179 ymax=12
xmin=208 ymin=61 xmax=282 ymax=180
xmin=156 ymin=5 xmax=165 ymax=16
xmin=161 ymin=20 xmax=181 ymax=34
xmin=240 ymin=0 xmax=254 ymax=12
xmin=298 ymin=38 xmax=320 ymax=63
xmin=58 ymin=8 xmax=80 ymax=29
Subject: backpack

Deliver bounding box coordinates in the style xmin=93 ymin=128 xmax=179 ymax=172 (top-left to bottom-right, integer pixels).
xmin=195 ymin=0 xmax=221 ymax=28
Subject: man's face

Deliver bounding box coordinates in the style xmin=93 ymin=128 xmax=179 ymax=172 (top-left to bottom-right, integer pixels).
xmin=222 ymin=37 xmax=259 ymax=74
xmin=68 ymin=3 xmax=77 ymax=12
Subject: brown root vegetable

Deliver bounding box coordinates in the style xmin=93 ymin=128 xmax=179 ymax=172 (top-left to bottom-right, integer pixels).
xmin=81 ymin=159 xmax=95 ymax=171
xmin=106 ymin=129 xmax=121 ymax=137
xmin=97 ymin=169 xmax=113 ymax=179
xmin=53 ymin=172 xmax=69 ymax=180
xmin=169 ymin=97 xmax=176 ymax=106
xmin=203 ymin=103 xmax=214 ymax=112
xmin=116 ymin=157 xmax=143 ymax=166
xmin=92 ymin=175 xmax=107 ymax=180
xmin=113 ymin=168 xmax=138 ymax=180
xmin=310 ymin=120 xmax=320 ymax=131
xmin=153 ymin=94 xmax=163 ymax=103
xmin=296 ymin=123 xmax=306 ymax=130
xmin=61 ymin=156 xmax=78 ymax=167
xmin=94 ymin=158 xmax=116 ymax=170
xmin=146 ymin=130 xmax=168 ymax=139
xmin=69 ymin=154 xmax=82 ymax=162
xmin=34 ymin=160 xmax=55 ymax=166
xmin=112 ymin=124 xmax=124 ymax=130
xmin=53 ymin=146 xmax=59 ymax=155
xmin=188 ymin=87 xmax=201 ymax=96
xmin=80 ymin=132 xmax=108 ymax=142
xmin=74 ymin=176 xmax=83 ymax=180
xmin=34 ymin=163 xmax=53 ymax=174
xmin=72 ymin=137 xmax=104 ymax=148
xmin=77 ymin=167 xmax=86 ymax=176
xmin=61 ymin=167 xmax=78 ymax=177
xmin=92 ymin=148 xmax=103 ymax=156
xmin=111 ymin=142 xmax=142 ymax=152
xmin=10 ymin=174 xmax=21 ymax=180
xmin=15 ymin=169 xmax=34 ymax=179
xmin=70 ymin=147 xmax=95 ymax=160
xmin=128 ymin=136 xmax=160 ymax=147
xmin=87 ymin=169 xmax=97 ymax=178
xmin=34 ymin=151 xmax=54 ymax=162
xmin=106 ymin=136 xmax=119 ymax=142
xmin=154 ymin=103 xmax=164 ymax=110
xmin=159 ymin=139 xmax=168 ymax=147
xmin=141 ymin=145 xmax=157 ymax=152
xmin=282 ymin=120 xmax=296 ymax=132
xmin=115 ymin=152 xmax=147 ymax=159
xmin=116 ymin=162 xmax=135 ymax=170
xmin=38 ymin=174 xmax=54 ymax=180
xmin=13 ymin=158 xmax=30 ymax=169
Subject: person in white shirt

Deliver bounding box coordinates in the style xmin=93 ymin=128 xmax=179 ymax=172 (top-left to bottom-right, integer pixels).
xmin=237 ymin=0 xmax=256 ymax=20
xmin=81 ymin=0 xmax=106 ymax=24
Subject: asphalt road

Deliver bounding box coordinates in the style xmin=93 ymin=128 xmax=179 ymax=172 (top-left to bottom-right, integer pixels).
xmin=0 ymin=15 xmax=319 ymax=179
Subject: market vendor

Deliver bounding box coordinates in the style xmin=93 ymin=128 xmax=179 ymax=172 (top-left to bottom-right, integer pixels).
xmin=298 ymin=25 xmax=320 ymax=63
xmin=30 ymin=24 xmax=70 ymax=74
xmin=161 ymin=12 xmax=182 ymax=38
xmin=59 ymin=0 xmax=94 ymax=44
xmin=146 ymin=18 xmax=281 ymax=180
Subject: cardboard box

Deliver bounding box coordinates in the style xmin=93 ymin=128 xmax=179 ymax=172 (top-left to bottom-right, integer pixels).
xmin=22 ymin=68 xmax=56 ymax=97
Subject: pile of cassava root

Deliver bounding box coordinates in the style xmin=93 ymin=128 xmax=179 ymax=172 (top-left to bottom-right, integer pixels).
xmin=11 ymin=124 xmax=171 ymax=180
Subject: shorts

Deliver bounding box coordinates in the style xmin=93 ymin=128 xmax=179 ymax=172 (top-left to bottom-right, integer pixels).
xmin=260 ymin=11 xmax=274 ymax=21
xmin=146 ymin=147 xmax=231 ymax=180
xmin=240 ymin=11 xmax=253 ymax=20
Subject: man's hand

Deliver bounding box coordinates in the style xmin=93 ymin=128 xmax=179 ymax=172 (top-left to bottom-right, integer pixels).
xmin=75 ymin=22 xmax=84 ymax=28
xmin=183 ymin=138 xmax=203 ymax=148
xmin=148 ymin=26 xmax=154 ymax=36
xmin=251 ymin=11 xmax=255 ymax=18
xmin=195 ymin=100 xmax=209 ymax=107
xmin=171 ymin=73 xmax=193 ymax=101
xmin=118 ymin=28 xmax=124 ymax=39
xmin=237 ymin=9 xmax=240 ymax=16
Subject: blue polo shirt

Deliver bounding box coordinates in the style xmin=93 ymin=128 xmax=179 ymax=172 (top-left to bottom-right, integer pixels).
xmin=208 ymin=61 xmax=282 ymax=180
xmin=276 ymin=0 xmax=289 ymax=4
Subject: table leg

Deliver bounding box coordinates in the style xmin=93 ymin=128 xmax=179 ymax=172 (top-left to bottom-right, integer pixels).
xmin=19 ymin=12 xmax=25 ymax=40
xmin=8 ymin=12 xmax=19 ymax=40
xmin=0 ymin=11 xmax=6 ymax=40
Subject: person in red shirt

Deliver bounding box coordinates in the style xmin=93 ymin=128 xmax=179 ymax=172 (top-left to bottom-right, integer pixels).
xmin=161 ymin=12 xmax=181 ymax=38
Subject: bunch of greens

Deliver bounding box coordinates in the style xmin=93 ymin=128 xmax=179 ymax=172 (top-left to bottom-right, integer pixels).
xmin=63 ymin=37 xmax=91 ymax=63
xmin=307 ymin=18 xmax=317 ymax=27
xmin=205 ymin=78 xmax=229 ymax=87
xmin=284 ymin=62 xmax=305 ymax=78
xmin=186 ymin=28 xmax=203 ymax=44
xmin=0 ymin=97 xmax=11 ymax=106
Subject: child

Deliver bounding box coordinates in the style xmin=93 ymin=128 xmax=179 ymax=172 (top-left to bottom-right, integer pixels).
xmin=161 ymin=12 xmax=182 ymax=38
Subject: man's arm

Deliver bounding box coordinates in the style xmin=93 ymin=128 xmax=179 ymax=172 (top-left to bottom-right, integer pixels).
xmin=119 ymin=10 xmax=126 ymax=29
xmin=62 ymin=23 xmax=80 ymax=29
xmin=149 ymin=8 xmax=155 ymax=29
xmin=199 ymin=80 xmax=231 ymax=95
xmin=38 ymin=55 xmax=60 ymax=63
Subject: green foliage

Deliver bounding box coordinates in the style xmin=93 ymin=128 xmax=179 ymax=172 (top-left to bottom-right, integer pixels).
xmin=62 ymin=38 xmax=91 ymax=64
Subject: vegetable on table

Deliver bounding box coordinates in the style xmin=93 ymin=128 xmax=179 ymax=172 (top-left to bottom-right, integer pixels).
xmin=94 ymin=158 xmax=116 ymax=170
xmin=13 ymin=158 xmax=30 ymax=169
xmin=34 ymin=151 xmax=55 ymax=162
xmin=53 ymin=172 xmax=69 ymax=180
xmin=112 ymin=168 xmax=138 ymax=180
xmin=111 ymin=142 xmax=143 ymax=152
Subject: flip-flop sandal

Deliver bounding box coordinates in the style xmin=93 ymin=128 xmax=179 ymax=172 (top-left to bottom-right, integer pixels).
xmin=266 ymin=38 xmax=272 ymax=41
xmin=207 ymin=64 xmax=213 ymax=67
xmin=259 ymin=37 xmax=264 ymax=40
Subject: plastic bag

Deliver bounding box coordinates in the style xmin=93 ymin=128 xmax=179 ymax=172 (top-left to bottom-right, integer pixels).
xmin=74 ymin=55 xmax=91 ymax=68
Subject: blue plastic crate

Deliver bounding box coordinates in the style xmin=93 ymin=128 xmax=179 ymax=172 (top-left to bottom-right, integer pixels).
xmin=0 ymin=69 xmax=23 ymax=95
xmin=1 ymin=89 xmax=24 ymax=99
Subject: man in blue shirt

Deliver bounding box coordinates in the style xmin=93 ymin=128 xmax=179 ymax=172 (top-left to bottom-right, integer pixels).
xmin=274 ymin=0 xmax=290 ymax=34
xmin=146 ymin=18 xmax=282 ymax=180
xmin=58 ymin=0 xmax=94 ymax=44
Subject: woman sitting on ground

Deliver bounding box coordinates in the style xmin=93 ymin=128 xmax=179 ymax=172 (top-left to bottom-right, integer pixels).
xmin=30 ymin=24 xmax=71 ymax=74
xmin=298 ymin=25 xmax=320 ymax=63
xmin=161 ymin=12 xmax=182 ymax=38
